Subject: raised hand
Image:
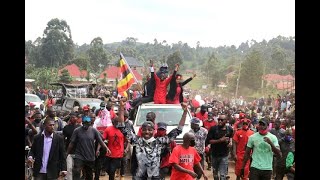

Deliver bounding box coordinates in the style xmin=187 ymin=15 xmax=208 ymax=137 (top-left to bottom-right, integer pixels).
xmin=150 ymin=59 xmax=153 ymax=67
xmin=181 ymin=102 xmax=188 ymax=111
xmin=175 ymin=63 xmax=180 ymax=71
xmin=263 ymin=137 xmax=272 ymax=145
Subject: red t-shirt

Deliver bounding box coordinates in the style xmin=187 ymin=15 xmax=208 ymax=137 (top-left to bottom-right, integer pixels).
xmin=195 ymin=111 xmax=208 ymax=121
xmin=102 ymin=126 xmax=125 ymax=158
xmin=154 ymin=73 xmax=173 ymax=104
xmin=203 ymin=120 xmax=216 ymax=131
xmin=233 ymin=129 xmax=254 ymax=155
xmin=46 ymin=98 xmax=55 ymax=107
xmin=137 ymin=124 xmax=158 ymax=137
xmin=169 ymin=145 xmax=201 ymax=180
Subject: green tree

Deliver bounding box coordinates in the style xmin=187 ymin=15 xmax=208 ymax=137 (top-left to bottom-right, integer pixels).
xmin=26 ymin=67 xmax=59 ymax=89
xmin=240 ymin=50 xmax=264 ymax=91
xmin=205 ymin=52 xmax=222 ymax=87
xmin=59 ymin=69 xmax=73 ymax=83
xmin=70 ymin=55 xmax=91 ymax=70
xmin=87 ymin=37 xmax=109 ymax=71
xmin=271 ymin=47 xmax=287 ymax=74
xmin=167 ymin=51 xmax=183 ymax=72
xmin=40 ymin=18 xmax=74 ymax=67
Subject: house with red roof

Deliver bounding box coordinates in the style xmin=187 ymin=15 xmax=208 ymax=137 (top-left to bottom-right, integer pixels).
xmin=262 ymin=74 xmax=295 ymax=91
xmin=99 ymin=65 xmax=143 ymax=87
xmin=58 ymin=64 xmax=90 ymax=82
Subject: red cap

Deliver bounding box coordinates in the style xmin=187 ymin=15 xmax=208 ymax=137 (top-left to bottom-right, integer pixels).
xmin=239 ymin=113 xmax=245 ymax=118
xmin=83 ymin=106 xmax=90 ymax=111
xmin=240 ymin=119 xmax=251 ymax=124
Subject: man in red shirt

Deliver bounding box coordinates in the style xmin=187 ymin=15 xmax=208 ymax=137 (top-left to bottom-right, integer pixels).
xmin=169 ymin=132 xmax=208 ymax=180
xmin=195 ymin=105 xmax=208 ymax=121
xmin=203 ymin=112 xmax=217 ymax=131
xmin=102 ymin=118 xmax=126 ymax=180
xmin=45 ymin=94 xmax=55 ymax=108
xmin=233 ymin=112 xmax=246 ymax=131
xmin=232 ymin=119 xmax=254 ymax=180
xmin=151 ymin=62 xmax=179 ymax=104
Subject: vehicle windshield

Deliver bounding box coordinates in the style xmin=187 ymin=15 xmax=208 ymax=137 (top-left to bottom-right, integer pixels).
xmin=135 ymin=107 xmax=191 ymax=126
xmin=25 ymin=95 xmax=42 ymax=102
xmin=80 ymin=100 xmax=102 ymax=109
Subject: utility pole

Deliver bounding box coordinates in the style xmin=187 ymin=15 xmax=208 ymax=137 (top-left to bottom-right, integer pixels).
xmin=235 ymin=62 xmax=241 ymax=99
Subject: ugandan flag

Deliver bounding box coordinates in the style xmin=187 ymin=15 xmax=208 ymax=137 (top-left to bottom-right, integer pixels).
xmin=117 ymin=54 xmax=135 ymax=97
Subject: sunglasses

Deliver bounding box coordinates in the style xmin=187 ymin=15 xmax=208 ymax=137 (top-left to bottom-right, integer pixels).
xmin=218 ymin=118 xmax=225 ymax=121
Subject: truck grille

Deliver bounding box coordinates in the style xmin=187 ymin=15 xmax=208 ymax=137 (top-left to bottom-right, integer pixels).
xmin=174 ymin=138 xmax=183 ymax=145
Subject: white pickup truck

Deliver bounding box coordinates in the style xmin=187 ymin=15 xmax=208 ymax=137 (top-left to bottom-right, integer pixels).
xmin=132 ymin=103 xmax=193 ymax=144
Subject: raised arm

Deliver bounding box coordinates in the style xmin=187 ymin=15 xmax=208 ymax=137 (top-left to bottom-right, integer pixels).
xmin=150 ymin=60 xmax=160 ymax=83
xmin=178 ymin=102 xmax=188 ymax=128
xmin=118 ymin=98 xmax=138 ymax=144
xmin=25 ymin=117 xmax=37 ymax=135
xmin=165 ymin=64 xmax=179 ymax=85
xmin=181 ymin=73 xmax=196 ymax=86
xmin=167 ymin=102 xmax=188 ymax=139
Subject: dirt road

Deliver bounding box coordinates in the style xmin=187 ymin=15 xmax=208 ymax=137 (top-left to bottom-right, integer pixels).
xmin=98 ymin=160 xmax=237 ymax=180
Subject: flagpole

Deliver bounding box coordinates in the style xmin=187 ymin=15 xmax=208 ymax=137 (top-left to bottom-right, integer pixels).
xmin=120 ymin=52 xmax=143 ymax=91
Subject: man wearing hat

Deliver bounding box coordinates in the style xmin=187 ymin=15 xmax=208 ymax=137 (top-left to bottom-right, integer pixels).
xmin=154 ymin=122 xmax=177 ymax=180
xmin=67 ymin=115 xmax=110 ymax=180
xmin=232 ymin=119 xmax=254 ymax=180
xmin=95 ymin=102 xmax=106 ymax=117
xmin=120 ymin=101 xmax=188 ymax=179
xmin=233 ymin=112 xmax=247 ymax=131
xmin=241 ymin=118 xmax=281 ymax=180
xmin=189 ymin=117 xmax=208 ymax=180
xmin=195 ymin=105 xmax=208 ymax=121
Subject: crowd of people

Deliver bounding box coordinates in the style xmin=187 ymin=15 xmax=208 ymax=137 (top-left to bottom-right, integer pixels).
xmin=25 ymin=62 xmax=295 ymax=180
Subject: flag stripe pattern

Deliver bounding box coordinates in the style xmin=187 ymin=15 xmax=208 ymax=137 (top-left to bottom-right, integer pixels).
xmin=117 ymin=57 xmax=135 ymax=96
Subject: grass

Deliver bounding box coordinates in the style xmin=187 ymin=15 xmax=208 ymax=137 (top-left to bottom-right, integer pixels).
xmin=181 ymin=73 xmax=207 ymax=90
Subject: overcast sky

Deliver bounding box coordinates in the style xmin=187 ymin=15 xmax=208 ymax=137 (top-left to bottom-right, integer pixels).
xmin=25 ymin=0 xmax=294 ymax=48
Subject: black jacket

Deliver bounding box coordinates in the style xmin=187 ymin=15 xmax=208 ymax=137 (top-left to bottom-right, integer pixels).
xmin=29 ymin=132 xmax=67 ymax=179
xmin=143 ymin=70 xmax=155 ymax=97
xmin=167 ymin=77 xmax=193 ymax=103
